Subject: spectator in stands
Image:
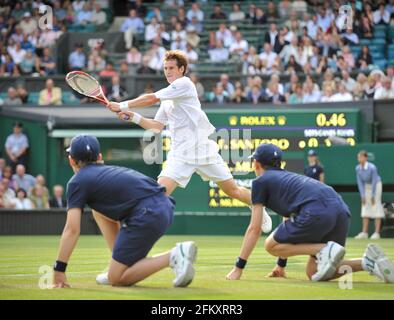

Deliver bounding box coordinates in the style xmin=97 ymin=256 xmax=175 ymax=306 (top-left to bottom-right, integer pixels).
xmin=331 ymin=82 xmax=353 ymax=102
xmin=320 ymin=85 xmax=334 ymax=102
xmin=171 ymin=22 xmax=186 ymax=43
xmin=35 ymin=174 xmax=49 ymax=197
xmin=12 ymin=164 xmax=35 ymax=193
xmin=121 ymin=9 xmax=145 ymax=50
xmin=302 ymin=82 xmax=321 ymax=103
xmin=120 ymin=9 xmax=145 ymax=49
xmin=0 ymin=178 xmax=16 ymax=208
xmin=30 ymin=184 xmax=50 ymax=209
xmin=252 ymin=8 xmax=267 ymax=25
xmin=247 ymin=84 xmax=266 ymax=105
xmin=164 ymin=0 xmax=184 ymax=9
xmin=126 ymin=47 xmax=142 ymax=66
xmin=279 ymin=0 xmax=292 ymax=19
xmin=146 ymin=7 xmax=164 ymax=23
xmin=54 ymin=0 xmax=67 ymax=23
xmin=92 ymin=3 xmax=107 ymax=26
xmin=72 ymin=0 xmax=85 ymax=13
xmin=259 ymin=43 xmax=278 ymax=70
xmin=49 ymin=184 xmax=67 ymax=208
xmin=374 ymin=77 xmax=394 ymax=99
xmin=38 ymin=27 xmax=59 ymax=49
xmin=171 ymin=35 xmax=187 ymax=51
xmin=341 ymin=28 xmax=359 ymax=45
xmin=342 ymin=46 xmax=355 ymax=70
xmin=210 ymin=4 xmax=226 ymax=20
xmin=129 ymin=0 xmax=147 ymax=18
xmin=229 ymin=3 xmax=245 ymax=22
xmin=217 ymin=74 xmax=235 ymax=97
xmin=177 ymin=7 xmax=188 ymax=28
xmin=279 ymin=37 xmax=300 ymax=64
xmin=359 ymin=14 xmax=374 ymax=39
xmin=288 ymin=83 xmax=304 ymax=104
xmin=36 ymin=47 xmax=56 ymax=76
xmin=145 ymin=16 xmax=160 ymax=43
xmin=231 ymin=86 xmax=247 ymax=103
xmin=7 ymin=42 xmax=25 ymax=70
xmin=137 ymin=55 xmax=156 ymax=74
xmin=99 ymin=62 xmax=118 ymax=78
xmin=265 ymin=23 xmax=282 ymax=54
xmin=356 ymin=45 xmax=373 ymax=69
xmin=190 ymin=73 xmax=205 ymax=101
xmin=144 ymin=41 xmax=166 ymax=72
xmin=365 ymin=74 xmax=378 ymax=99
xmin=341 ymin=70 xmax=356 ymax=93
xmin=75 ymin=2 xmax=93 ymax=25
xmin=0 ymin=53 xmax=19 ymax=76
xmin=39 ymin=78 xmax=62 ymax=106
xmin=0 ymin=158 xmax=5 ymax=179
xmin=317 ymin=7 xmax=333 ymax=32
xmin=4 ymin=87 xmax=22 ymax=105
xmin=68 ymin=43 xmax=86 ymax=71
xmin=185 ymin=43 xmax=198 ymax=70
xmin=215 ymin=23 xmax=232 ymax=47
xmin=1 ymin=166 xmax=16 ymax=190
xmin=373 ymin=3 xmax=390 ymax=25
xmin=19 ymin=12 xmax=37 ymax=35
xmin=187 ymin=16 xmax=203 ymax=34
xmin=211 ymin=84 xmax=230 ymax=104
xmin=119 ymin=61 xmax=129 ymax=76
xmin=19 ymin=49 xmax=37 ymax=75
xmin=285 ymin=55 xmax=302 ymax=73
xmin=14 ymin=188 xmax=33 ymax=209
xmin=208 ymin=39 xmax=229 ymax=63
xmin=186 ymin=3 xmax=203 ymax=22
xmin=267 ymin=82 xmax=286 ymax=104
xmin=107 ymin=75 xmax=128 ymax=102
xmin=87 ymin=49 xmax=106 ymax=73
xmin=229 ymin=31 xmax=249 ymax=59
xmin=186 ymin=25 xmax=200 ymax=48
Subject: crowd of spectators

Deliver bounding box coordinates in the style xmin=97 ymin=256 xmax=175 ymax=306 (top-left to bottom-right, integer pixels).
xmin=0 ymin=122 xmax=67 ymax=210
xmin=1 ymin=0 xmax=394 ymax=107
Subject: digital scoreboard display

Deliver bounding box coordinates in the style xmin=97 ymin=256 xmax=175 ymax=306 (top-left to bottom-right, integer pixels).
xmin=164 ymin=108 xmax=364 ymax=210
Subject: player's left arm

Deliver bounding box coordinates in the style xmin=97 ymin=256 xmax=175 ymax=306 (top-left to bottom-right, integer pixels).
xmin=226 ymin=204 xmax=263 ymax=280
xmin=53 ymin=208 xmax=82 ymax=288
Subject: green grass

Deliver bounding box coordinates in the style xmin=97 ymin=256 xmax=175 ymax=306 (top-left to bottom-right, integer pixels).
xmin=0 ymin=236 xmax=393 ymax=300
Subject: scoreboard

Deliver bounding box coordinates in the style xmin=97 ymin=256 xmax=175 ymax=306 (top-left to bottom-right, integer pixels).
xmin=166 ymin=108 xmax=366 ymax=211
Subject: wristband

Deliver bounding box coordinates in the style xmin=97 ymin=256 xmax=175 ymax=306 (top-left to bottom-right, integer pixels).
xmin=53 ymin=260 xmax=67 ymax=272
xmin=277 ymin=258 xmax=287 ymax=268
xmin=131 ymin=112 xmax=142 ymax=124
xmin=119 ymin=101 xmax=129 ymax=111
xmin=235 ymin=257 xmax=247 ymax=269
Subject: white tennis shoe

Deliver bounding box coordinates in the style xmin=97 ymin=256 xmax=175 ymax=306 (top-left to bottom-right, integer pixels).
xmin=170 ymin=241 xmax=198 ymax=287
xmin=311 ymin=241 xmax=346 ymax=282
xmin=363 ymin=244 xmax=394 ymax=283
xmin=96 ymin=271 xmax=110 ymax=285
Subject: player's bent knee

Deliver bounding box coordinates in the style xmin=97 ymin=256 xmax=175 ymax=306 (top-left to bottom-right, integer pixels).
xmin=264 ymin=238 xmax=277 ymax=255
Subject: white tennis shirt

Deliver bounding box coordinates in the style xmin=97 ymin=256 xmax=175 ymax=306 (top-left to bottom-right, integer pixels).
xmin=154 ymin=76 xmax=220 ymax=165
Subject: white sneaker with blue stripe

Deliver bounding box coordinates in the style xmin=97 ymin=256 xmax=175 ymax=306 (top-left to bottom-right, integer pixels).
xmin=363 ymin=244 xmax=394 ymax=283
xmin=170 ymin=241 xmax=198 ymax=287
xmin=311 ymin=241 xmax=346 ymax=282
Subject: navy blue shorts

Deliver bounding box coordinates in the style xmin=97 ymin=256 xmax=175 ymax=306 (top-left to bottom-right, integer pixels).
xmin=112 ymin=193 xmax=175 ymax=266
xmin=273 ymin=199 xmax=350 ymax=246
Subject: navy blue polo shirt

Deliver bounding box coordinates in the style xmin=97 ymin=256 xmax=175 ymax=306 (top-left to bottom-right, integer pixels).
xmin=252 ymin=168 xmax=345 ymax=217
xmin=66 ymin=164 xmax=166 ymax=221
xmin=304 ymin=164 xmax=324 ymax=181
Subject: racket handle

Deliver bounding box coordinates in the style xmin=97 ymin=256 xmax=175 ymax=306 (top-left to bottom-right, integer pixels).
xmin=123 ymin=115 xmax=130 ymax=121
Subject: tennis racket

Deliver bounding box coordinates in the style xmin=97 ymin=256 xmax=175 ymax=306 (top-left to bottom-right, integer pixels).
xmin=65 ymin=71 xmax=109 ymax=105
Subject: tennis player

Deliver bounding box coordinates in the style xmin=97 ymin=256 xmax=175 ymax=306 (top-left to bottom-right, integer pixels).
xmin=53 ymin=134 xmax=197 ymax=288
xmin=106 ymin=50 xmax=272 ymax=230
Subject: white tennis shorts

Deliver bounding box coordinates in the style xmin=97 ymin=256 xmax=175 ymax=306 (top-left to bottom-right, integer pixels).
xmin=361 ymin=181 xmax=385 ymax=219
xmin=158 ymin=156 xmax=233 ymax=188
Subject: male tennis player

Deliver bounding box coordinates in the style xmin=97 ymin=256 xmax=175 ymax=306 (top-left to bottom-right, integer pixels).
xmin=53 ymin=134 xmax=197 ymax=288
xmin=106 ymin=50 xmax=272 ymax=229
xmin=226 ymin=143 xmax=394 ymax=283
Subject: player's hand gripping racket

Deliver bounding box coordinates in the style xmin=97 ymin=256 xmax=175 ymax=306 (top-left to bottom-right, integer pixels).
xmin=65 ymin=71 xmax=109 ymax=106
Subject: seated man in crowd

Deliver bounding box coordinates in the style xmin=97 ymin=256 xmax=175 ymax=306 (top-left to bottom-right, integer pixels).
xmin=4 ymin=122 xmax=29 ymax=171
xmin=49 ymin=185 xmax=67 ymax=208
